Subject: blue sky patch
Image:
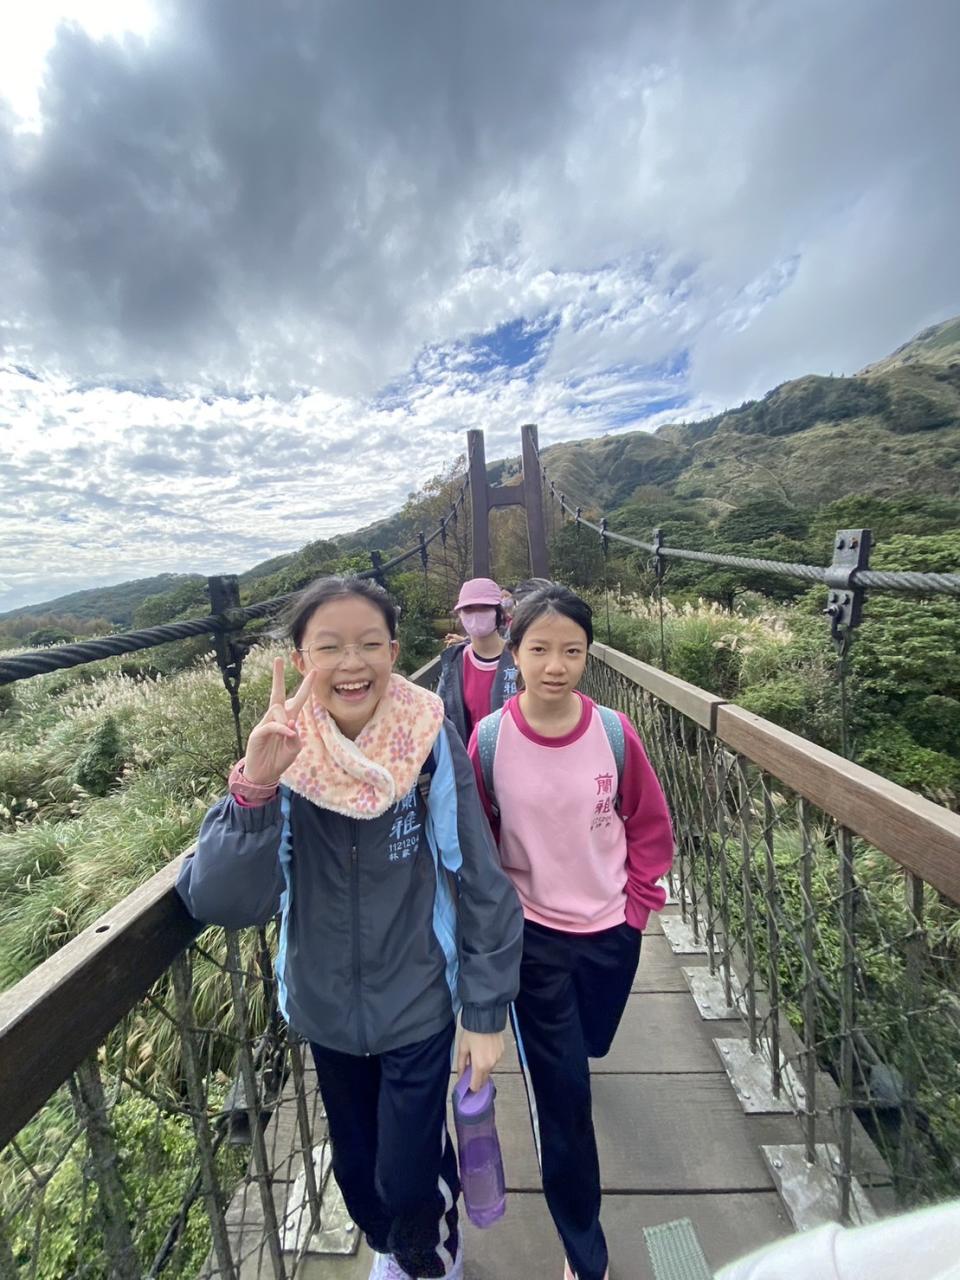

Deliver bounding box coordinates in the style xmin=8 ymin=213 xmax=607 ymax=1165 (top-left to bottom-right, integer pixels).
xmin=466 ymin=315 xmax=559 ymax=374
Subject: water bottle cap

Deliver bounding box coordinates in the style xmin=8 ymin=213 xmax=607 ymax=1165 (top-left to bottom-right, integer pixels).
xmin=453 ymin=1067 xmax=495 ymax=1116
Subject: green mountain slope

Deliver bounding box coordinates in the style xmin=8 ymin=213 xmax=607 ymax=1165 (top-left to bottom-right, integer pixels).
xmin=542 ymin=348 xmax=960 ymax=515
xmin=0 ymin=574 xmax=205 ymax=626
xmin=861 ymin=315 xmax=960 ymax=374
xmin=6 ymin=314 xmax=959 ymax=623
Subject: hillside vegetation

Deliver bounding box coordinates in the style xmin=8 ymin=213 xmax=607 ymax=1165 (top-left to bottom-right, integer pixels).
xmin=4 ymin=314 xmax=958 ymax=639
xmin=1 ymin=320 xmax=958 ymax=1264
xmin=2 ymin=315 xmax=957 ymax=795
xmin=0 ymin=574 xmax=204 ymax=630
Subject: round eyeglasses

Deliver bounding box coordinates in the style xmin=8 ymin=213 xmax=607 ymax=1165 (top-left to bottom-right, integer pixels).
xmin=297 ymin=640 xmax=393 ymax=669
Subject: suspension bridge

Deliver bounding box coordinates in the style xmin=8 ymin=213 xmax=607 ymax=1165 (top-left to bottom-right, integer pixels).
xmin=1 ymin=425 xmax=958 ymax=1279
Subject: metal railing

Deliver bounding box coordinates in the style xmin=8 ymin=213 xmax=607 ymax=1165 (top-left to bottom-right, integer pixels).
xmin=4 ymin=644 xmax=959 ymax=1277
xmin=0 ymin=664 xmax=441 ymax=1280
xmin=583 ymin=643 xmax=960 ymax=1221
xmin=0 ymin=475 xmax=469 ymax=691
xmin=536 ymin=450 xmax=960 ymax=598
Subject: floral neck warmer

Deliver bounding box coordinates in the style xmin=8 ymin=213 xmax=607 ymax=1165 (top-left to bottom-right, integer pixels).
xmin=281 ymin=674 xmax=445 ymax=819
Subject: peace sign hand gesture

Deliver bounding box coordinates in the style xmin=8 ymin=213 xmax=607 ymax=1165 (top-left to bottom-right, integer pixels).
xmin=242 ymin=659 xmax=317 ymax=787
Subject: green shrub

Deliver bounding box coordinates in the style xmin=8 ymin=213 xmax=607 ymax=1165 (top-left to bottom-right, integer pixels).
xmin=668 ymin=621 xmax=742 ymax=696
xmin=70 ymin=715 xmax=126 ymax=796
xmin=6 ymin=1090 xmax=244 ymax=1279
xmin=903 ymin=695 xmax=960 ymax=757
xmin=27 ymin=626 xmax=74 ymax=647
xmin=858 ymin=722 xmax=960 ymax=803
xmin=739 ymin=674 xmax=818 ymax=737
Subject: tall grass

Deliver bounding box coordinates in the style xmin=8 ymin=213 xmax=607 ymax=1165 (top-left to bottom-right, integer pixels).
xmin=0 ymin=648 xmax=284 ymax=984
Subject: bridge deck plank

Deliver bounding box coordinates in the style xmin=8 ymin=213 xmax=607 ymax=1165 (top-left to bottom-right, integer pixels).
xmin=253 ymin=903 xmax=816 ymax=1277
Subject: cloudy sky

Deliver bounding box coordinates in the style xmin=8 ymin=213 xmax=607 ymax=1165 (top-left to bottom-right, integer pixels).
xmin=1 ymin=0 xmax=958 ymax=612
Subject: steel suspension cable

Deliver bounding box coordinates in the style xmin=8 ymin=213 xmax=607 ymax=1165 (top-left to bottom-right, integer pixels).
xmin=0 ymin=474 xmax=469 ymax=687
xmin=534 ymin=444 xmax=960 ymax=597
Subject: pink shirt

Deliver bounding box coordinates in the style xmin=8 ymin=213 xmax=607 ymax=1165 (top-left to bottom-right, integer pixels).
xmin=461 ymin=645 xmax=500 ymax=738
xmin=468 ymin=693 xmax=674 ymax=933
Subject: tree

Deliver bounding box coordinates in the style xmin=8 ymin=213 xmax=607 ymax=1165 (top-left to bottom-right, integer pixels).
xmin=808 ymin=495 xmax=960 ymax=558
xmin=549 ymin=523 xmax=605 ymax=592
xmin=26 ymin=626 xmax=74 ymax=647
xmin=715 ymin=499 xmax=810 ymax=546
xmin=395 ymin=456 xmax=472 ymax=591
xmin=848 ymin=531 xmax=960 ymax=800
xmin=242 ymin=539 xmax=344 ymax=602
xmin=133 ymin=580 xmax=212 ymax=628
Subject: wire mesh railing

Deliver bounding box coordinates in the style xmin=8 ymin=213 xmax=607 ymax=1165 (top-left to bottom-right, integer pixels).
xmin=0 ymin=917 xmax=344 ymax=1280
xmin=0 ymin=665 xmax=441 ymax=1280
xmin=583 ymin=643 xmax=960 ymax=1221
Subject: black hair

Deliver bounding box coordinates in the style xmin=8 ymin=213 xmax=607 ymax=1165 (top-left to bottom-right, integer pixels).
xmin=284 ymin=575 xmax=399 ymax=648
xmin=508 ymin=584 xmax=593 ymax=649
xmin=513 ymin=577 xmax=554 ymax=605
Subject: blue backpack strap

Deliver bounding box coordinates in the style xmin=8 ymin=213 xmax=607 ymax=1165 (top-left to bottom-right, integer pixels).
xmin=475 ymin=710 xmax=503 ymax=812
xmin=596 ymin=705 xmax=625 ymax=789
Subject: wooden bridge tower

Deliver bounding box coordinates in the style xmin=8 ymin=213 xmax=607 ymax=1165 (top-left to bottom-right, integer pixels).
xmin=468 ymin=423 xmax=550 ymax=580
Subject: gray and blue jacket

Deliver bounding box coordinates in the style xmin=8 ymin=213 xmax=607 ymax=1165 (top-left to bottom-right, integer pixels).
xmin=436 ymin=643 xmax=519 ymax=745
xmin=176 ymin=721 xmax=523 ymax=1056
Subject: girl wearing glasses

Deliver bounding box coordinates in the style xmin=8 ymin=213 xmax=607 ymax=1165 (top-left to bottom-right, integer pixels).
xmin=178 ymin=576 xmax=523 ymax=1280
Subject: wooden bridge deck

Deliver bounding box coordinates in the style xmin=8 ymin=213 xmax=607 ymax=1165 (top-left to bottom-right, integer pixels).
xmin=451 ymin=905 xmax=793 ymax=1279
xmin=237 ymin=904 xmax=801 ymax=1278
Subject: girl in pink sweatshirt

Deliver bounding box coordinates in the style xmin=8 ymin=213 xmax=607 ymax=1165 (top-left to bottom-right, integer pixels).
xmin=467 ymin=584 xmax=674 ymax=1280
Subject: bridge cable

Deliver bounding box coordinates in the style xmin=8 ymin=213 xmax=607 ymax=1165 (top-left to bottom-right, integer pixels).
xmin=532 ymin=442 xmax=960 ymax=598
xmin=0 ymin=475 xmax=469 ymax=689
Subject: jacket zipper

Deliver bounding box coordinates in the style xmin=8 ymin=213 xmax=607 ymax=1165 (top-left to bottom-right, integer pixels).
xmin=349 ymin=822 xmax=368 ymax=1055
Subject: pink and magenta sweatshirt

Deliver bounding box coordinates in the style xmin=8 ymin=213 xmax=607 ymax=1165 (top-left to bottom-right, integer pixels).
xmin=467 ymin=693 xmax=675 ymax=934
xmin=461 ymin=645 xmax=500 ymax=738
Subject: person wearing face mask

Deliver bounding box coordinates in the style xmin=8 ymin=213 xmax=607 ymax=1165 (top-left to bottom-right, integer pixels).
xmin=437 ymin=578 xmax=520 ymax=745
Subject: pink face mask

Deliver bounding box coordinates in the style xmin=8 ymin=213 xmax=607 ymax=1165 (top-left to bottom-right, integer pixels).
xmin=460 ymin=608 xmax=498 ymax=639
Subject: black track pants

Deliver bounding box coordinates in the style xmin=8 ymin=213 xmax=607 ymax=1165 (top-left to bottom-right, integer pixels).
xmin=310 ymin=1022 xmax=460 ymax=1278
xmin=510 ymin=918 xmax=641 ymax=1280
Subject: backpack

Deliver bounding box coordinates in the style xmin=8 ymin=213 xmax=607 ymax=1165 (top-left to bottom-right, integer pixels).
xmin=415 ymin=745 xmax=461 ymax=903
xmin=476 ymin=704 xmax=625 ymax=816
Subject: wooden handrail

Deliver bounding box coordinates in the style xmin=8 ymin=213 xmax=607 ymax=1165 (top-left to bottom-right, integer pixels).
xmin=589 ymin=643 xmax=724 ymax=730
xmin=717 ymin=705 xmax=960 ymax=905
xmin=407 ymin=654 xmax=442 ymax=687
xmin=590 ymin=642 xmax=960 ymax=906
xmin=4 ymin=641 xmax=958 ymax=1150
xmin=0 ymin=857 xmax=199 ymax=1149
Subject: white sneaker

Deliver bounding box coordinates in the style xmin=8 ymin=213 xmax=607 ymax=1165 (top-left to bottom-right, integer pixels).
xmin=367 ymin=1253 xmax=386 ymax=1280
xmin=369 ymin=1246 xmax=461 ymax=1279
xmin=368 ymin=1253 xmax=413 ymax=1280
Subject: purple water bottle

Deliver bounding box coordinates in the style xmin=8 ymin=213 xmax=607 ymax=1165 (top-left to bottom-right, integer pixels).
xmin=452 ymin=1068 xmax=507 ymax=1228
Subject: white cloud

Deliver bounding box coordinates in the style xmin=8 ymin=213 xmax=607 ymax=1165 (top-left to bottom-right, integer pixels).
xmin=0 ymin=0 xmax=957 ymax=610
xmin=0 ymin=1 xmax=158 ymax=128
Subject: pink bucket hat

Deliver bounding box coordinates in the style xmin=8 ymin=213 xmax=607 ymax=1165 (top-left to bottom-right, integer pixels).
xmin=454 ymin=577 xmax=502 ymax=611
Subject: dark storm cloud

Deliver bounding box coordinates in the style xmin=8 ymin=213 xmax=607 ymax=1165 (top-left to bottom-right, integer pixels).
xmin=2 ymin=0 xmax=959 ymax=611
xmin=1 ymin=0 xmax=657 ymax=390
